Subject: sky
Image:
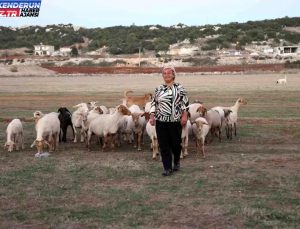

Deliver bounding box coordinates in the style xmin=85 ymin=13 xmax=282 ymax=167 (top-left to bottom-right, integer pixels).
xmin=1 ymin=0 xmax=299 ymax=28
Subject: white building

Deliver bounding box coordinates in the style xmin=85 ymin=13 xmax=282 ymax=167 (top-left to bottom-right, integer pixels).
xmin=59 ymin=47 xmax=72 ymax=56
xmin=274 ymin=46 xmax=300 ymax=55
xmin=34 ymin=44 xmax=54 ymax=56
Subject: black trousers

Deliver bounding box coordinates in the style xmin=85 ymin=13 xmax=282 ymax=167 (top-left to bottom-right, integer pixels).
xmin=156 ymin=120 xmax=182 ymax=171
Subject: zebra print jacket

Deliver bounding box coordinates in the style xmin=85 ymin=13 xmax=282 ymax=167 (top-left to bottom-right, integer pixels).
xmin=150 ymin=83 xmax=189 ymax=122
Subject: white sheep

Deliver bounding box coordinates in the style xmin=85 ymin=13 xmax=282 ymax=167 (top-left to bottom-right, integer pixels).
xmin=31 ymin=112 xmax=60 ymax=154
xmin=87 ymin=105 xmax=131 ymax=151
xmin=212 ymin=97 xmax=247 ymax=138
xmin=127 ymin=105 xmax=146 ymax=151
xmin=145 ymin=121 xmax=159 ymax=159
xmin=200 ymin=108 xmax=222 ymax=143
xmin=192 ymin=117 xmax=210 ymax=158
xmin=88 ymin=101 xmax=109 ymax=114
xmin=144 ymin=102 xmax=159 ymax=159
xmin=188 ymin=102 xmax=205 ymax=122
xmin=33 ymin=110 xmax=44 ymax=123
xmin=72 ymin=103 xmax=89 ymax=143
xmin=81 ymin=106 xmax=103 ymax=143
xmin=180 ymin=120 xmax=191 ymax=159
xmin=224 ymin=109 xmax=235 ymax=139
xmin=4 ymin=119 xmax=24 ymax=152
xmin=99 ymin=105 xmax=109 ymax=114
xmin=276 ymin=75 xmax=287 ymax=84
xmin=88 ymin=101 xmax=98 ymax=109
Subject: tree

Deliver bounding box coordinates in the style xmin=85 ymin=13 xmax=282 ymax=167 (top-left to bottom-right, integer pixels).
xmin=154 ymin=38 xmax=169 ymax=52
xmin=71 ymin=46 xmax=78 ymax=56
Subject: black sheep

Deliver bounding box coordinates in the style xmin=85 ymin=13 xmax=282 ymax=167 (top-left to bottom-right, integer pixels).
xmin=58 ymin=107 xmax=74 ymax=142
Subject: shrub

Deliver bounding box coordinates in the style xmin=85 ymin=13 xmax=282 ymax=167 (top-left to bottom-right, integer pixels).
xmin=182 ymin=57 xmax=217 ymax=66
xmin=285 ymin=60 xmax=300 ymax=69
xmin=10 ymin=66 xmax=18 ymax=72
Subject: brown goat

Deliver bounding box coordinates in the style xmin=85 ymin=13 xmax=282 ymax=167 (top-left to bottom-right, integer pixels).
xmin=123 ymin=90 xmax=152 ymax=108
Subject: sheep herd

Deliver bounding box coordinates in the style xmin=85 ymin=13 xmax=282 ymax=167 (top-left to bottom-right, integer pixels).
xmin=3 ymin=91 xmax=247 ymax=159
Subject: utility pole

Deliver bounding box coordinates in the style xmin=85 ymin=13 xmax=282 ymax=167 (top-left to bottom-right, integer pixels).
xmin=138 ymin=47 xmax=141 ymax=67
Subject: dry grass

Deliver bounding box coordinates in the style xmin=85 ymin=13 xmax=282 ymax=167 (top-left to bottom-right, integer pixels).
xmin=0 ymin=73 xmax=300 ymax=228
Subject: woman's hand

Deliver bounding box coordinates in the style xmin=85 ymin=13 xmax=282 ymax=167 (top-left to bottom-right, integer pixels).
xmin=181 ymin=111 xmax=188 ymax=126
xmin=150 ymin=113 xmax=155 ymax=126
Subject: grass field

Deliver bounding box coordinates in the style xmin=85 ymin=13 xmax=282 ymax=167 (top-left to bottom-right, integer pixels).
xmin=0 ymin=73 xmax=300 ymax=228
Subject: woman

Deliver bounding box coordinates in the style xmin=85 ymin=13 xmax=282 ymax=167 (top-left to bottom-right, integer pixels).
xmin=150 ymin=66 xmax=189 ymax=176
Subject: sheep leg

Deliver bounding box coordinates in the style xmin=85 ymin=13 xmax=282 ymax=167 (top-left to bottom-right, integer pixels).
xmin=234 ymin=123 xmax=237 ymax=136
xmin=183 ymin=136 xmax=188 ymax=157
xmin=73 ymin=125 xmax=78 ymax=143
xmin=21 ymin=132 xmax=25 ymax=150
xmin=225 ymin=125 xmax=229 ymax=139
xmin=133 ymin=132 xmax=138 ymax=148
xmin=152 ymin=137 xmax=157 ymax=159
xmin=110 ymin=134 xmax=116 ymax=151
xmin=80 ymin=129 xmax=85 ymax=142
xmin=87 ymin=131 xmax=92 ymax=151
xmin=54 ymin=133 xmax=59 ymax=150
xmin=201 ymin=139 xmax=206 ymax=158
xmin=137 ymin=132 xmax=142 ymax=151
xmin=70 ymin=124 xmax=75 ymax=141
xmin=14 ymin=134 xmax=20 ymax=151
xmin=102 ymin=135 xmax=108 ymax=151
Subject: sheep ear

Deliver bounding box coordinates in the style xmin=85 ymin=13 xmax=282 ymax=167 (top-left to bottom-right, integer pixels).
xmin=97 ymin=107 xmax=103 ymax=114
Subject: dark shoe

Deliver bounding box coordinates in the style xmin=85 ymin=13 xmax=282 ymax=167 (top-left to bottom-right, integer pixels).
xmin=173 ymin=164 xmax=180 ymax=172
xmin=162 ymin=170 xmax=173 ymax=176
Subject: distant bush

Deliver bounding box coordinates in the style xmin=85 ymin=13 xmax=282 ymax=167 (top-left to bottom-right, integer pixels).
xmin=114 ymin=59 xmax=127 ymax=65
xmin=42 ymin=62 xmax=56 ymax=66
xmin=182 ymin=57 xmax=217 ymax=66
xmin=285 ymin=60 xmax=300 ymax=69
xmin=62 ymin=61 xmax=77 ymax=66
xmin=78 ymin=60 xmax=96 ymax=66
xmin=10 ymin=66 xmax=18 ymax=72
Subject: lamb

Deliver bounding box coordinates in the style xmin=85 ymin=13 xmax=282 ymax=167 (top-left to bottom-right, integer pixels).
xmin=145 ymin=121 xmax=159 ymax=159
xmin=127 ymin=105 xmax=146 ymax=151
xmin=4 ymin=119 xmax=24 ymax=152
xmin=81 ymin=106 xmax=103 ymax=142
xmin=144 ymin=102 xmax=159 ymax=159
xmin=123 ymin=90 xmax=152 ymax=108
xmin=87 ymin=105 xmax=131 ymax=151
xmin=205 ymin=109 xmax=222 ymax=142
xmin=192 ymin=117 xmax=210 ymax=158
xmin=188 ymin=102 xmax=206 ymax=122
xmin=72 ymin=103 xmax=89 ymax=143
xmin=276 ymin=75 xmax=287 ymax=84
xmin=31 ymin=112 xmax=60 ymax=154
xmin=33 ymin=110 xmax=44 ymax=123
xmin=88 ymin=101 xmax=109 ymax=114
xmin=212 ymin=97 xmax=247 ymax=138
xmin=88 ymin=101 xmax=98 ymax=110
xmin=180 ymin=120 xmax=191 ymax=158
xmin=224 ymin=109 xmax=235 ymax=140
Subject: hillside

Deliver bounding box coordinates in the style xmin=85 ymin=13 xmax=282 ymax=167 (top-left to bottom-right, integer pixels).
xmin=0 ymin=17 xmax=300 ymax=55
